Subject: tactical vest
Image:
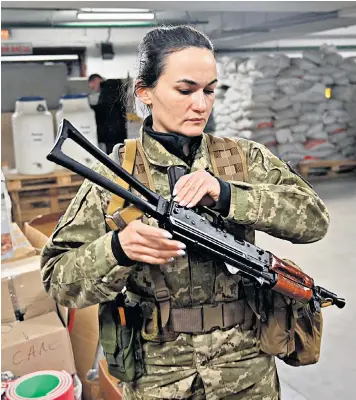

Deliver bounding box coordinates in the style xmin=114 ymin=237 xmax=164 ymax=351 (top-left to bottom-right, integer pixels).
xmin=105 ymin=133 xmax=250 ymax=340
xmin=106 ymin=133 xmax=248 ymax=231
xmin=100 ymin=135 xmax=323 ymax=383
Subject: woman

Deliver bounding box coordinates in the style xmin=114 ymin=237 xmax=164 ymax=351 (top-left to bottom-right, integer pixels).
xmin=41 ymin=26 xmax=330 ymax=399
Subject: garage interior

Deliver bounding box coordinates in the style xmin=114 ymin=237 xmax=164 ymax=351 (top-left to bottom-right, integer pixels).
xmin=1 ymin=2 xmax=355 ymax=400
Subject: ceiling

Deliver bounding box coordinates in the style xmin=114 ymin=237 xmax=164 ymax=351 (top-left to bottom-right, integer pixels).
xmin=2 ymin=1 xmax=356 ymax=12
xmin=2 ymin=1 xmax=356 ymax=49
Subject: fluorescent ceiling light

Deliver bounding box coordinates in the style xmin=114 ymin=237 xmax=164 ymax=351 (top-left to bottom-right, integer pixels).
xmin=59 ymin=21 xmax=156 ymax=27
xmin=77 ymin=12 xmax=155 ymax=20
xmin=1 ymin=55 xmax=79 ymax=62
xmin=80 ymin=8 xmax=150 ymax=13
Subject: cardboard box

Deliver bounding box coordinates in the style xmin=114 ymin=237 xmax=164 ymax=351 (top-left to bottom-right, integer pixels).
xmin=82 ymin=379 xmax=103 ymax=400
xmin=1 ymin=255 xmax=56 ymax=323
xmin=69 ymin=305 xmax=100 ymax=400
xmin=1 ymin=311 xmax=76 ymax=376
xmin=24 ymin=212 xmax=62 ymax=240
xmin=23 ymin=223 xmax=49 ymax=254
xmin=10 ymin=216 xmax=102 ymax=400
xmin=21 ymin=223 xmax=70 ymax=327
xmin=2 ymin=223 xmax=36 ymax=264
xmin=2 ymin=278 xmax=15 ymax=323
xmin=99 ymin=359 xmax=123 ymax=400
xmin=70 ymin=305 xmax=99 ymax=377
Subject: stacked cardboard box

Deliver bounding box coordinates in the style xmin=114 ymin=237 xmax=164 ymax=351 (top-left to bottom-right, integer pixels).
xmin=1 ymin=225 xmax=76 ymax=387
xmin=2 ymin=219 xmax=122 ymax=399
xmin=22 ymin=221 xmax=108 ymax=400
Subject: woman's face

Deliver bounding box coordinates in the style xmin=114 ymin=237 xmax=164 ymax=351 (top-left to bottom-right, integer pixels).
xmin=137 ymin=47 xmax=217 ymax=136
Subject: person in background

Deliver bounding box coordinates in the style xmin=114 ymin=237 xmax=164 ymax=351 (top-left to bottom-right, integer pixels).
xmin=88 ymin=73 xmax=128 ymax=154
xmin=88 ymin=73 xmax=104 ymax=93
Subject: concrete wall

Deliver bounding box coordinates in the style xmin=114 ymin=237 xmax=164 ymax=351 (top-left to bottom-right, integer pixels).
xmin=6 ymin=26 xmax=356 ymax=79
xmin=1 ymin=63 xmax=68 ymax=112
xmin=86 ymin=47 xmax=138 ymax=79
xmin=8 ymin=27 xmax=147 ymax=78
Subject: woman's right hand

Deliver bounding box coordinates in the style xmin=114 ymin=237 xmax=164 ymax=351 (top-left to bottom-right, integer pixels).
xmin=118 ymin=220 xmax=186 ymax=265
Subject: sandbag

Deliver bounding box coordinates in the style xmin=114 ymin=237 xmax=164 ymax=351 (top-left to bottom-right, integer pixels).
xmin=276 ymin=128 xmax=293 ymax=144
xmin=291 ymin=58 xmax=318 ymax=71
xmin=306 ymin=124 xmax=327 ymax=140
xmin=303 ymin=51 xmax=323 ymax=66
xmin=275 ymin=118 xmax=298 ymax=129
xmin=304 ymin=139 xmax=337 ymax=158
xmin=291 ymin=124 xmax=309 ymax=134
xmin=271 ymin=96 xmax=292 ymax=111
xmin=275 ymin=108 xmax=300 ymax=120
xmin=300 ymin=113 xmax=322 ymax=124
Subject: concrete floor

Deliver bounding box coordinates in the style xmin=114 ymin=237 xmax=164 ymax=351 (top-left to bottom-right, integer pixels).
xmin=255 ymin=174 xmax=356 ymax=400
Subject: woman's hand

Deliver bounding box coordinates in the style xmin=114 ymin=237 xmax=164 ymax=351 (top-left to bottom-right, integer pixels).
xmin=173 ymin=170 xmax=220 ymax=208
xmin=118 ymin=220 xmax=186 ymax=265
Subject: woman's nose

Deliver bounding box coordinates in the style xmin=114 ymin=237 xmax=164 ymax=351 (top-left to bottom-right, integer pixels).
xmin=191 ymin=91 xmax=207 ymax=112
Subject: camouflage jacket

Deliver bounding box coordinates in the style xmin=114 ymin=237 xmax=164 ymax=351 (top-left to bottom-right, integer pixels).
xmin=41 ymin=129 xmax=330 ymax=309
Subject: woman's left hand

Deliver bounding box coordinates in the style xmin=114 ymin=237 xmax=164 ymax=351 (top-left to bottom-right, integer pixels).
xmin=173 ymin=170 xmax=220 ymax=208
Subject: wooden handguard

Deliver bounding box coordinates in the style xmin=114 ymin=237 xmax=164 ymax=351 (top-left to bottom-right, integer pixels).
xmin=271 ymin=256 xmax=314 ymax=303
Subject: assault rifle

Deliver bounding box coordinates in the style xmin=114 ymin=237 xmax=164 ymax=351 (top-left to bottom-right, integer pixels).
xmin=47 ymin=119 xmax=345 ymax=313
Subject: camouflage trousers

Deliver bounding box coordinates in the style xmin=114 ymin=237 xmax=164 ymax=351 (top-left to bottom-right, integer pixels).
xmin=123 ymin=325 xmax=280 ymax=400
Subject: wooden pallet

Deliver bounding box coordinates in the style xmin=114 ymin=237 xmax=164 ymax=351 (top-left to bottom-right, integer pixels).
xmin=4 ymin=168 xmax=84 ymax=227
xmin=298 ymin=159 xmax=356 ymax=179
xmin=5 ymin=168 xmax=83 ymax=192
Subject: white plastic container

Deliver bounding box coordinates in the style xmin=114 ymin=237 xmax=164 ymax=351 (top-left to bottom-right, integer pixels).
xmin=56 ymin=94 xmax=98 ymax=167
xmin=12 ymin=96 xmax=55 ymax=175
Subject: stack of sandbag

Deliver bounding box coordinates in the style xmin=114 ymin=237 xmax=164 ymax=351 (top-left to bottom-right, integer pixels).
xmin=322 ymin=49 xmax=356 ymax=160
xmin=213 ymin=47 xmax=356 ymax=165
xmin=213 ymin=56 xmax=244 ymax=138
xmin=214 ymin=54 xmax=290 ymax=156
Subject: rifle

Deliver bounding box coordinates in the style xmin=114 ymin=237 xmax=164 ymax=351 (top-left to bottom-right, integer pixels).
xmin=47 ymin=119 xmax=345 ymax=313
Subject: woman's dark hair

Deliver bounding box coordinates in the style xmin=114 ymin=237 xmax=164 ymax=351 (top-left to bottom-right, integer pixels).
xmin=136 ymin=25 xmax=214 ymax=93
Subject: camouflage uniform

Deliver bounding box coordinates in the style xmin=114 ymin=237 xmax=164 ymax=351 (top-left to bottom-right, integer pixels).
xmin=41 ymin=128 xmax=330 ymax=400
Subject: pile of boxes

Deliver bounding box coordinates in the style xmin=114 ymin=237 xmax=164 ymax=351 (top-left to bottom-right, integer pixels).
xmin=1 ymin=224 xmax=76 ymax=387
xmin=1 ymin=222 xmax=122 ymax=399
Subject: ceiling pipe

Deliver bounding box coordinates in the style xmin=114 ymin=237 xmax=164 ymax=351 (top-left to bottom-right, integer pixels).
xmin=2 ymin=19 xmax=209 ymax=29
xmin=213 ymin=17 xmax=356 ymax=48
xmin=211 ymin=11 xmax=339 ymax=40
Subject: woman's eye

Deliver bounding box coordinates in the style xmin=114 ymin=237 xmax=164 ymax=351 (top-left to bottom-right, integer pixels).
xmin=178 ymin=89 xmax=191 ymax=95
xmin=204 ymin=90 xmax=215 ymax=95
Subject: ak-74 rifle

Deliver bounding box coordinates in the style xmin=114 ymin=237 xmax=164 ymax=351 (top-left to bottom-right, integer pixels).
xmin=47 ymin=119 xmax=345 ymax=313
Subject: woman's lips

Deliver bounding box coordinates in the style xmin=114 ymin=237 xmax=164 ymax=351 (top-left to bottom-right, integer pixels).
xmin=187 ymin=118 xmax=204 ymax=122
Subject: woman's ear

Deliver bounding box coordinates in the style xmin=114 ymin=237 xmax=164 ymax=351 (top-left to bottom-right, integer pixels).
xmin=135 ymin=82 xmax=153 ymax=107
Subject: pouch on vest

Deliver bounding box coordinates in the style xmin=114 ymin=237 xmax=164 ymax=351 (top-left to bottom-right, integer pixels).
xmin=244 ymin=259 xmax=323 ymax=367
xmin=282 ymin=303 xmax=323 ymax=367
xmin=99 ymin=295 xmax=145 ymax=382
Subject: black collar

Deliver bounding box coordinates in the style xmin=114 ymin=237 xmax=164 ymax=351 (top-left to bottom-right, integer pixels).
xmin=143 ymin=115 xmax=203 ymax=166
